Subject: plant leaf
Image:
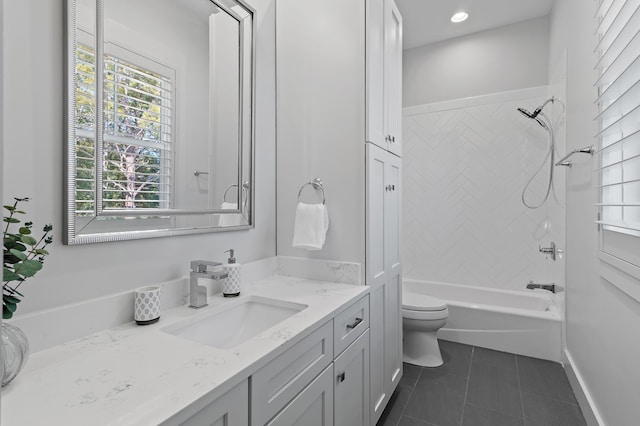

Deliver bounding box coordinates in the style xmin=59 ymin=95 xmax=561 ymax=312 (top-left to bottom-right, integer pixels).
xmin=4 ymin=301 xmax=17 ymax=313
xmin=9 ymin=249 xmax=27 ymax=260
xmin=34 ymin=248 xmax=50 ymax=255
xmin=5 ymin=241 xmax=27 ymax=252
xmin=20 ymin=235 xmax=37 ymax=246
xmin=3 ymin=217 xmax=20 ymax=224
xmin=18 ymin=227 xmax=31 ymax=235
xmin=3 ymin=307 xmax=13 ymax=319
xmin=3 ymin=267 xmax=22 ymax=281
xmin=17 ymin=259 xmax=43 ymax=277
xmin=4 ymin=205 xmax=15 ymax=211
xmin=3 ymin=295 xmax=21 ymax=304
xmin=3 ymin=255 xmax=21 ymax=265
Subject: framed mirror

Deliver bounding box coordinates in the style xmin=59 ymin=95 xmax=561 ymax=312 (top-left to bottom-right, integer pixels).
xmin=64 ymin=0 xmax=255 ymax=244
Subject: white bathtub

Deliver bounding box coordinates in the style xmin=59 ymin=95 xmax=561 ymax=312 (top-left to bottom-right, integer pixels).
xmin=404 ymin=279 xmax=562 ymax=361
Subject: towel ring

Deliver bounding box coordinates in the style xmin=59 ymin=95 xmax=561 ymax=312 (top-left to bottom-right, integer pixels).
xmin=223 ymin=182 xmax=250 ymax=207
xmin=297 ymin=178 xmax=325 ymax=205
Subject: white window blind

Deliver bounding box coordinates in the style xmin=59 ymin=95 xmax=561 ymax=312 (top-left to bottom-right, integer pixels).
xmin=74 ymin=43 xmax=174 ymax=214
xmin=595 ymin=0 xmax=640 ymax=238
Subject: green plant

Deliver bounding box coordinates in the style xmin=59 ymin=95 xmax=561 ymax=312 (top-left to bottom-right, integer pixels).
xmin=3 ymin=198 xmax=53 ymax=319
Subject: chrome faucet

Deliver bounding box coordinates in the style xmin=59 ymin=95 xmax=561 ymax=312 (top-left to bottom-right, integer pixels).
xmin=189 ymin=260 xmax=228 ymax=309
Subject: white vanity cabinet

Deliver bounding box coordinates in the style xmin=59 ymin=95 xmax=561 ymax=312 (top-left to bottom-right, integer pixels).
xmin=366 ymin=143 xmax=403 ymax=424
xmin=266 ymin=364 xmax=335 ymax=426
xmin=162 ymin=379 xmax=249 ymax=426
xmin=366 ymin=0 xmax=403 ymax=157
xmin=334 ymin=330 xmax=371 ymax=426
xmin=253 ymin=294 xmax=370 ymax=426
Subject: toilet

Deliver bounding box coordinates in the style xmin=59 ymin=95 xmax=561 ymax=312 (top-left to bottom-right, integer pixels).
xmin=402 ymin=289 xmax=449 ymax=367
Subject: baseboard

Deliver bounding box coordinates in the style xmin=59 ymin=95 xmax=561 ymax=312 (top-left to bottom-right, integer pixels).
xmin=564 ymin=349 xmax=605 ymax=426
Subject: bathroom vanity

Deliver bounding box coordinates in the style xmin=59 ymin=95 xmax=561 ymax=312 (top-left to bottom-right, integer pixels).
xmin=1 ymin=277 xmax=369 ymax=425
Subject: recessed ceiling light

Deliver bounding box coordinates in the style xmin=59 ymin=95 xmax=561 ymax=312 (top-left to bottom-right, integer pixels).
xmin=451 ymin=12 xmax=469 ymax=23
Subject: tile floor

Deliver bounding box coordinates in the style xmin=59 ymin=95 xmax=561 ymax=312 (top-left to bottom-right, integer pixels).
xmin=377 ymin=340 xmax=587 ymax=426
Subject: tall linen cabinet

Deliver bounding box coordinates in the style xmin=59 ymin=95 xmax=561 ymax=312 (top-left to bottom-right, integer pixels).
xmin=276 ymin=0 xmax=403 ymax=424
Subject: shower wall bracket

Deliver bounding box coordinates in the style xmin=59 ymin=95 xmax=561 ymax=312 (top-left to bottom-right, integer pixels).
xmin=555 ymin=145 xmax=595 ymax=167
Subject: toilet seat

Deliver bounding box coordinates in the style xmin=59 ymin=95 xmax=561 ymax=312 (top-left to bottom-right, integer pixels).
xmin=402 ymin=291 xmax=447 ymax=311
xmin=403 ymin=307 xmax=449 ymax=321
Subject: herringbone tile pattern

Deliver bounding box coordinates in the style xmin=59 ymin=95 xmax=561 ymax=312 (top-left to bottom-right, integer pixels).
xmin=402 ymin=96 xmax=564 ymax=291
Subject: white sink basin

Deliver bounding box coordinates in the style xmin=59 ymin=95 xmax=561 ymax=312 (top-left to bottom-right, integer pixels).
xmin=163 ymin=296 xmax=307 ymax=349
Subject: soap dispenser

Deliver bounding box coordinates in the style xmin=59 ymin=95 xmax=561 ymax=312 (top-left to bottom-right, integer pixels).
xmin=222 ymin=249 xmax=241 ymax=297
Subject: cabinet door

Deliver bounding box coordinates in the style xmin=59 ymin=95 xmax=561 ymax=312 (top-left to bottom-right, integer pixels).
xmin=366 ymin=143 xmax=403 ymax=424
xmin=384 ymin=0 xmax=403 ymax=156
xmin=335 ymin=330 xmax=370 ymax=426
xmin=168 ymin=380 xmax=248 ymax=426
xmin=266 ymin=365 xmax=334 ymax=426
xmin=366 ymin=0 xmax=386 ymax=149
xmin=366 ymin=143 xmax=387 ymax=288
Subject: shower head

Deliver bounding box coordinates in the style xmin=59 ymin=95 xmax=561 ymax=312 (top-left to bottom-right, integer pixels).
xmin=517 ymin=97 xmax=555 ymax=130
xmin=517 ymin=107 xmax=549 ymax=130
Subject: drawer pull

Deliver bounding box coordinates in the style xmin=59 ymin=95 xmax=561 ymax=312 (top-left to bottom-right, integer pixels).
xmin=346 ymin=317 xmax=363 ymax=330
xmin=337 ymin=372 xmax=346 ymax=383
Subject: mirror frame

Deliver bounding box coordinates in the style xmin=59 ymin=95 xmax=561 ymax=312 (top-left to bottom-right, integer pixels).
xmin=64 ymin=0 xmax=256 ymax=244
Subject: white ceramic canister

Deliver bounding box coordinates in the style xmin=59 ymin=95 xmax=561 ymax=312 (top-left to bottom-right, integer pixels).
xmin=134 ymin=286 xmax=161 ymax=325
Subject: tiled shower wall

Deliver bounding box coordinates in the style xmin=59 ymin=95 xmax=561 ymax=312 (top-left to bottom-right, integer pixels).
xmin=402 ymin=87 xmax=565 ymax=291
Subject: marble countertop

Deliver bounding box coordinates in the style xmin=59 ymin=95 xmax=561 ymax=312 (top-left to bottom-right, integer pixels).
xmin=2 ymin=276 xmax=368 ymax=425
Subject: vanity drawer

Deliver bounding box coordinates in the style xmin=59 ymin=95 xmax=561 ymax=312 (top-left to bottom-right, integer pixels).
xmin=251 ymin=320 xmax=333 ymax=425
xmin=333 ymin=294 xmax=369 ymax=357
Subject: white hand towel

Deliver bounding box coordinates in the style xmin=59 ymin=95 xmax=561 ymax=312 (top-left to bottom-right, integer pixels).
xmin=218 ymin=202 xmax=243 ymax=227
xmin=292 ymin=202 xmax=329 ymax=250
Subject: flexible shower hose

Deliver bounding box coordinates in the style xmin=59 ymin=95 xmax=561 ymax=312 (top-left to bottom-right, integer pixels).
xmin=521 ymin=112 xmax=555 ymax=209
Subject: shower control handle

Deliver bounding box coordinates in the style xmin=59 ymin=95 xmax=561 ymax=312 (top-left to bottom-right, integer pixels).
xmin=539 ymin=242 xmax=560 ymax=261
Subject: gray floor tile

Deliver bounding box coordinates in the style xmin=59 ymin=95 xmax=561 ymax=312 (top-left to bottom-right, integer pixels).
xmin=377 ymin=384 xmax=414 ymax=426
xmin=522 ymin=392 xmax=587 ymax=426
xmin=473 ymin=347 xmax=517 ymax=371
xmin=436 ymin=339 xmax=473 ymax=378
xmin=403 ymin=370 xmax=467 ymax=426
xmin=400 ymin=363 xmax=422 ymax=388
xmin=516 ymin=355 xmax=577 ymax=404
xmin=462 ymin=403 xmax=525 ymax=426
xmin=398 ymin=416 xmax=435 ymax=426
xmin=466 ymin=362 xmax=524 ymax=418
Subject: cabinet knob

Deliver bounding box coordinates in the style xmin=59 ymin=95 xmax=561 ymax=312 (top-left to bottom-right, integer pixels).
xmin=391 ymin=136 xmax=396 ymax=143
xmin=337 ymin=372 xmax=346 ymax=383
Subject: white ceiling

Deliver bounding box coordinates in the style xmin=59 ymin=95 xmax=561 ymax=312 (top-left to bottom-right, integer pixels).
xmin=395 ymin=0 xmax=555 ymax=50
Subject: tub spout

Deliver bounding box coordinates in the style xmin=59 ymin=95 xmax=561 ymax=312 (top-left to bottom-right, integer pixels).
xmin=526 ymin=281 xmax=556 ymax=293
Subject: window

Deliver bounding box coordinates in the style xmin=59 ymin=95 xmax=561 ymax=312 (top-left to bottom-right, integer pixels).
xmin=74 ymin=42 xmax=174 ymax=216
xmin=595 ymin=0 xmax=640 ymax=286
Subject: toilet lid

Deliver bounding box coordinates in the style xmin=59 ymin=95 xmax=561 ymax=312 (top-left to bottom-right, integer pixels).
xmin=403 ymin=291 xmax=447 ymax=312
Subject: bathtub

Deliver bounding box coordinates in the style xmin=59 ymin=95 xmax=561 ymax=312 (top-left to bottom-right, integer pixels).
xmin=404 ymin=279 xmax=562 ymax=361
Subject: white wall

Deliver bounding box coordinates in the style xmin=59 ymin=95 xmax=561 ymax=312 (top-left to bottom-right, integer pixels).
xmin=1 ymin=0 xmax=276 ymax=315
xmin=403 ymin=17 xmax=550 ymax=106
xmin=548 ymin=1 xmax=640 ymax=425
xmin=402 ymin=88 xmax=565 ymax=291
xmin=275 ymin=0 xmax=366 ymax=271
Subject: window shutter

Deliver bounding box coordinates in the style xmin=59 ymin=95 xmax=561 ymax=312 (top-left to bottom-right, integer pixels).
xmin=595 ymin=0 xmax=640 ymax=236
xmin=74 ymin=43 xmax=174 ymax=213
